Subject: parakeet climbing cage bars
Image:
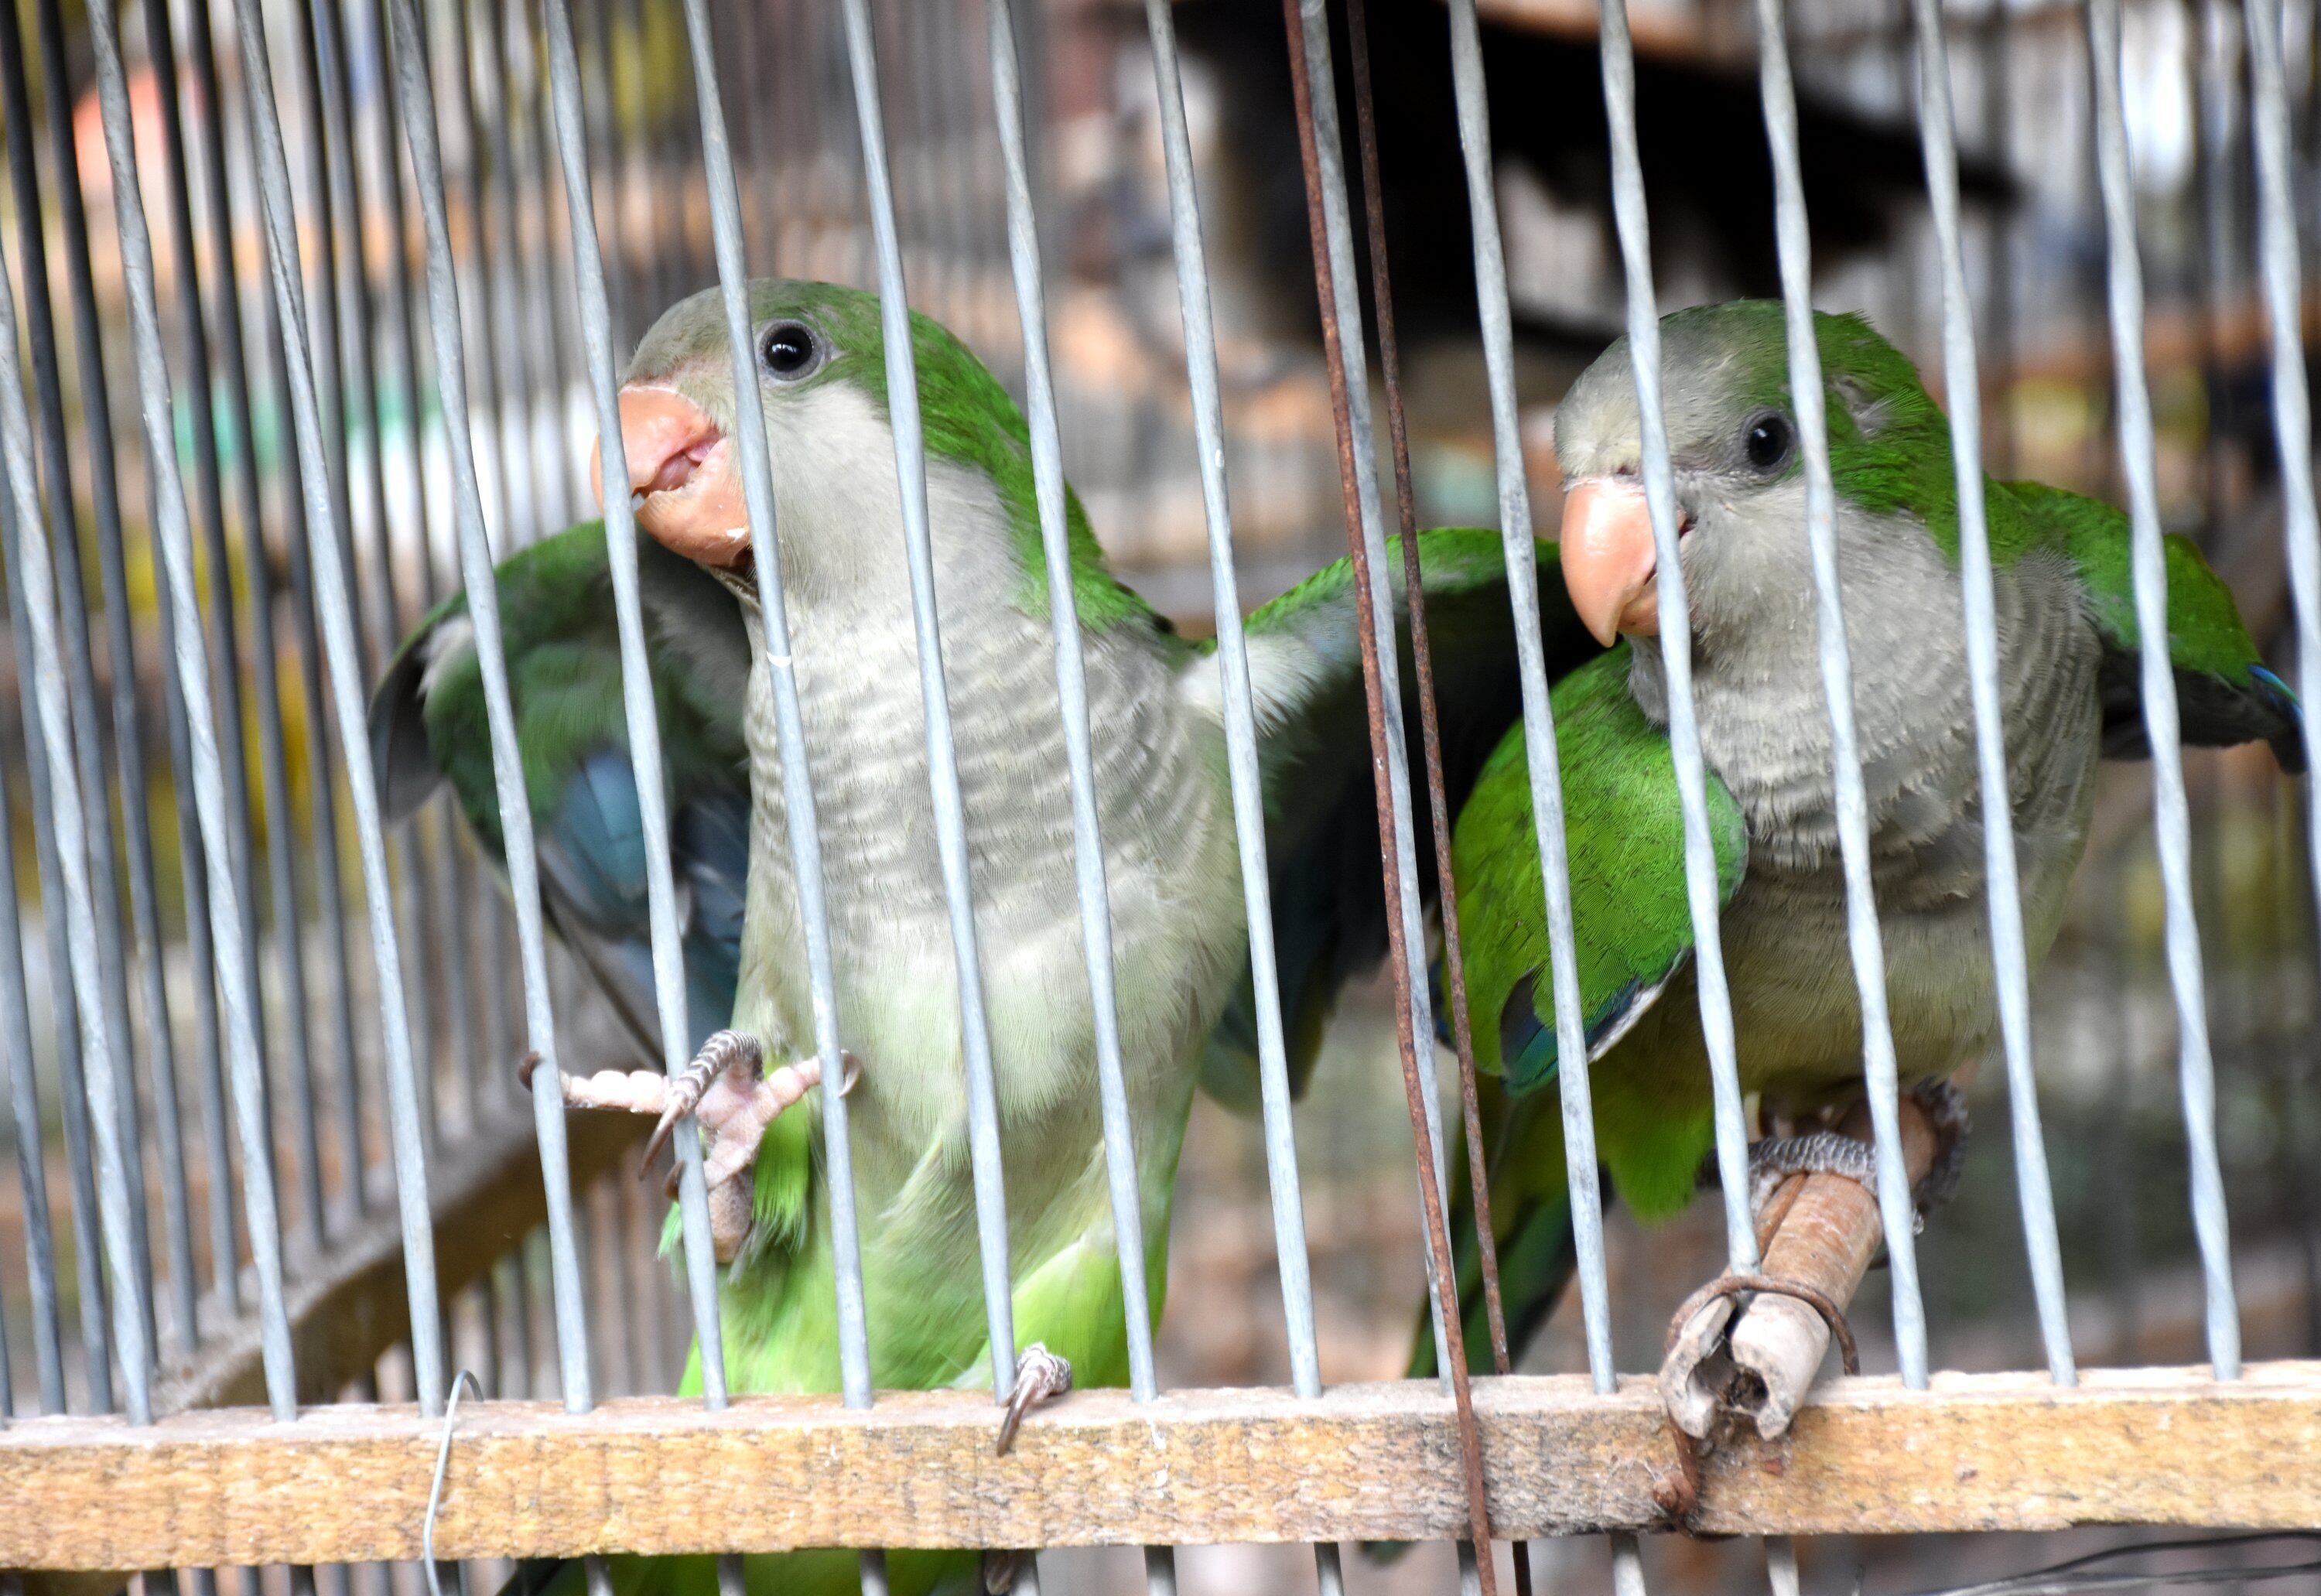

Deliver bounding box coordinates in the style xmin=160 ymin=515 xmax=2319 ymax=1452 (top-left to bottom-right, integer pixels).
xmin=0 ymin=0 xmax=2315 ymax=1594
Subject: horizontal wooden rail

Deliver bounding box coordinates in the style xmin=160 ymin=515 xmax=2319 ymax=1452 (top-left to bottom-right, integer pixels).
xmin=4 ymin=1363 xmax=2318 ymax=1567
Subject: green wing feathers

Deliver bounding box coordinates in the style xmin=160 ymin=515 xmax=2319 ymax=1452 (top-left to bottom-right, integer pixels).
xmin=2005 ymin=480 xmax=2303 ymax=771
xmin=1454 ymin=647 xmax=1748 ymax=1097
xmin=1199 ymin=528 xmax=1601 ymax=1111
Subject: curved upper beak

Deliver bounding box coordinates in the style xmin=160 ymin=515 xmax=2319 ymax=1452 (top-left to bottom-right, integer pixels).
xmin=589 ymin=384 xmax=750 ymax=568
xmin=1560 ymin=476 xmax=1665 ymax=647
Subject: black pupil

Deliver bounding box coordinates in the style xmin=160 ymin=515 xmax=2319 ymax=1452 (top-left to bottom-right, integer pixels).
xmin=1746 ymin=414 xmax=1791 ymax=470
xmin=764 ymin=325 xmax=813 ymax=374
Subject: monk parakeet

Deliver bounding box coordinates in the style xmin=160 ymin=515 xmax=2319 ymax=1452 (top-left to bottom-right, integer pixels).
xmin=1411 ymin=301 xmax=2301 ymax=1379
xmin=375 ymin=278 xmax=1598 ymax=1596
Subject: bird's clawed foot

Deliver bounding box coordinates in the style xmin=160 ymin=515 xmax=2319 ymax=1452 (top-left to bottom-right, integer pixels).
xmin=1745 ymin=1078 xmax=1971 ymax=1232
xmin=994 ymin=1341 xmax=1073 ymax=1457
xmin=517 ymin=1031 xmax=857 ymax=1262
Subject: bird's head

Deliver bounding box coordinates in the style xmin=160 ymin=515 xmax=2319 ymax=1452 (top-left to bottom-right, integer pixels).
xmin=593 ymin=279 xmax=1102 ymax=624
xmin=1552 ymin=300 xmax=1951 ymax=651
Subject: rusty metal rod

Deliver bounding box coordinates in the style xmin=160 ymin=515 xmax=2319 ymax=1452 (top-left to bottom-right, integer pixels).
xmin=1278 ymin=1 xmax=1497 ymax=1587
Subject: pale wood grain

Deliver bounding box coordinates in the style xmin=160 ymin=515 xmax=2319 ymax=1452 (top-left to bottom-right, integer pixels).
xmin=4 ymin=1364 xmax=2319 ymax=1568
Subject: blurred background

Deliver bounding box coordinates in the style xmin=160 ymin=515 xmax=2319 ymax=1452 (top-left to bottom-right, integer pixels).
xmin=0 ymin=0 xmax=2317 ymax=1593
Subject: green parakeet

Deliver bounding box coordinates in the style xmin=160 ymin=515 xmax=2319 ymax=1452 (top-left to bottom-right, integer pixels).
xmin=1410 ymin=300 xmax=2302 ymax=1380
xmin=375 ymin=278 xmax=1601 ymax=1596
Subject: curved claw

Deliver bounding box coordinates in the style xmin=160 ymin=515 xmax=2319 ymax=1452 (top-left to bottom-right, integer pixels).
xmin=994 ymin=1342 xmax=1072 ymax=1457
xmin=639 ymin=1030 xmax=761 ymax=1177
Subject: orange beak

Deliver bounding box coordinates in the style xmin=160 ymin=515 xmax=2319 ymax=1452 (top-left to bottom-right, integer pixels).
xmin=590 ymin=384 xmax=750 ymax=568
xmin=1560 ymin=476 xmax=1666 ymax=647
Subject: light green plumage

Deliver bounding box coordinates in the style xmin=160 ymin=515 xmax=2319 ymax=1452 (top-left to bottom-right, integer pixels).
xmin=1413 ymin=301 xmax=2298 ymax=1383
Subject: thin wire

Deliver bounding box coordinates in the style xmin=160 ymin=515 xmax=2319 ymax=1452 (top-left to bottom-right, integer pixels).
xmin=236 ymin=0 xmax=445 ymax=1416
xmin=422 ymin=1369 xmax=482 ymax=1593
xmin=316 ymin=0 xmax=443 ymax=1160
xmin=161 ymin=0 xmax=309 ymax=1317
xmin=1903 ymin=0 xmax=2075 ymax=1383
xmin=0 ymin=518 xmax=67 ymax=1413
xmin=0 ymin=505 xmax=112 ymax=1406
xmin=1591 ymin=2 xmax=1730 ymax=1591
xmin=1137 ymin=6 xmax=1342 ymax=1591
xmin=984 ymin=5 xmax=1174 ymax=1589
xmin=0 ymin=0 xmax=172 ymax=1365
xmin=1900 ymin=1533 xmax=2321 ymax=1596
xmin=1279 ymin=5 xmax=1491 ymax=1592
xmin=0 ymin=173 xmax=152 ymax=1429
xmin=983 ymin=0 xmax=1158 ymax=1413
xmin=1346 ymin=0 xmax=1518 ymax=1391
xmin=665 ymin=0 xmax=792 ymax=1413
xmin=378 ymin=0 xmax=575 ymax=1417
xmin=836 ymin=0 xmax=1020 ymax=1402
xmin=668 ymin=7 xmax=879 ymax=1590
xmin=1441 ymin=0 xmax=1613 ymax=1347
xmin=542 ymin=0 xmax=716 ymax=1413
xmin=2087 ymin=0 xmax=2241 ymax=1380
xmin=1752 ymin=0 xmax=1929 ymax=1386
xmin=87 ymin=0 xmax=326 ymax=1422
xmin=2245 ymin=0 xmax=2321 ymax=1140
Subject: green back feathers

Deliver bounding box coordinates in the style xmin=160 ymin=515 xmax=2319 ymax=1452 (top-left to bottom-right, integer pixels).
xmin=1455 ymin=646 xmax=1746 ymax=1095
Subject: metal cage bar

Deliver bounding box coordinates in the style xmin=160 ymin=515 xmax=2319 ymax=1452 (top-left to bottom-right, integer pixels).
xmin=1751 ymin=0 xmax=1931 ymax=1385
xmin=983 ymin=5 xmax=1177 ymax=1588
xmin=1136 ymin=3 xmax=1346 ymax=1591
xmin=1903 ymin=0 xmax=2077 ymax=1385
xmin=831 ymin=0 xmax=1027 ymax=1437
xmin=2087 ymin=0 xmax=2242 ymax=1382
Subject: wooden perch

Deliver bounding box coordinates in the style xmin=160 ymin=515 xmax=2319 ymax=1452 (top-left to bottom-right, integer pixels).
xmin=1662 ymin=1095 xmax=1942 ymax=1442
xmin=3 ymin=1365 xmax=2320 ymax=1567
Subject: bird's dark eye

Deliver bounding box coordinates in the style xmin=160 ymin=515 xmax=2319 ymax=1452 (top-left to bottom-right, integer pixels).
xmin=1744 ymin=412 xmax=1793 ymax=473
xmin=759 ymin=321 xmax=822 ymax=382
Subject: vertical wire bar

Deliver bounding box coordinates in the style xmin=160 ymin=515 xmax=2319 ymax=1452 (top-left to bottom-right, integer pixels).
xmin=2086 ymin=0 xmax=2241 ymax=1379
xmin=2249 ymin=0 xmax=2321 ymax=1045
xmin=1904 ymin=0 xmax=2077 ymax=1383
xmin=291 ymin=0 xmax=364 ymax=673
xmin=265 ymin=247 xmax=372 ymax=1229
xmin=0 ymin=613 xmax=68 ymax=1413
xmin=664 ymin=9 xmax=880 ymax=1588
xmin=317 ymin=0 xmax=443 ymax=1159
xmin=234 ymin=0 xmax=446 ymax=1415
xmin=177 ymin=0 xmax=265 ymax=1308
xmin=88 ymin=0 xmax=303 ymax=1414
xmin=1347 ymin=0 xmax=1521 ymax=1388
xmin=142 ymin=0 xmax=327 ymax=1276
xmin=1279 ymin=5 xmax=1492 ymax=1591
xmin=0 ymin=388 xmax=111 ymax=1411
xmin=983 ymin=5 xmax=1174 ymax=1591
xmin=368 ymin=0 xmax=599 ymax=1419
xmin=468 ymin=0 xmax=540 ymax=542
xmin=372 ymin=0 xmax=483 ymax=1136
xmin=32 ymin=0 xmax=169 ymax=1364
xmin=1593 ymin=0 xmax=1757 ymax=1290
xmin=0 ymin=555 xmax=111 ymax=1406
xmin=0 ymin=188 xmax=152 ymax=1430
xmin=0 ymin=0 xmax=186 ymax=1364
xmin=537 ymin=0 xmax=711 ymax=1423
xmin=832 ymin=0 xmax=1024 ymax=1410
xmin=24 ymin=0 xmax=163 ymax=1362
xmin=1137 ymin=6 xmax=1344 ymax=1590
xmin=1591 ymin=2 xmax=1734 ymax=1590
xmin=1442 ymin=0 xmax=1630 ymax=1351
xmin=1751 ymin=0 xmax=1930 ymax=1386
